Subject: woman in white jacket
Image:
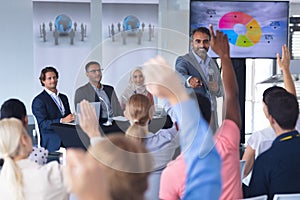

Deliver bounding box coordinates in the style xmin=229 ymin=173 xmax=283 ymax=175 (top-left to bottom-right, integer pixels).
xmin=0 ymin=118 xmax=68 ymax=200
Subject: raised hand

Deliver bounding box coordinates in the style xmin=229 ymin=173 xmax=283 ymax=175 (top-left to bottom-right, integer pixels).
xmin=209 ymin=24 xmax=230 ymax=59
xmin=277 ymin=45 xmax=296 ymax=96
xmin=65 ymin=149 xmax=111 ymax=200
xmin=78 ymin=100 xmax=101 ymax=138
xmin=277 ymin=44 xmax=290 ymax=72
xmin=142 ymin=56 xmax=189 ymax=105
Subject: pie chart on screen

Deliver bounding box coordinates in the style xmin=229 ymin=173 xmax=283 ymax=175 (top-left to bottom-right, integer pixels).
xmin=219 ymin=12 xmax=262 ymax=47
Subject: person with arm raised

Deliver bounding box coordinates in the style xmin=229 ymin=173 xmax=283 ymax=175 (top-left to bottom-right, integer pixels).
xmin=242 ymin=45 xmax=297 ymax=184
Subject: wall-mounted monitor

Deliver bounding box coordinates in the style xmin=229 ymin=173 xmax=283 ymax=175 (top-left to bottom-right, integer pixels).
xmin=190 ymin=1 xmax=289 ymax=58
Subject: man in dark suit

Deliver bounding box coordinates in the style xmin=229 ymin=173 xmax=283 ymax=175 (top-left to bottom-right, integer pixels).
xmin=74 ymin=61 xmax=122 ymax=133
xmin=32 ymin=67 xmax=75 ymax=152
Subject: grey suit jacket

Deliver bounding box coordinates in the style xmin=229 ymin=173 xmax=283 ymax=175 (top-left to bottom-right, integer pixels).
xmin=74 ymin=82 xmax=122 ymax=118
xmin=175 ymin=51 xmax=223 ymax=98
xmin=175 ymin=52 xmax=224 ymax=132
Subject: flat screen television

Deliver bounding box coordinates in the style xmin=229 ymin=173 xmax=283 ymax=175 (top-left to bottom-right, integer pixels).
xmin=190 ymin=1 xmax=289 ymax=58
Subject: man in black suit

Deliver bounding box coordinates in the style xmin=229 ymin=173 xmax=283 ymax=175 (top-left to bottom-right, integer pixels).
xmin=32 ymin=67 xmax=75 ymax=152
xmin=74 ymin=61 xmax=122 ymax=133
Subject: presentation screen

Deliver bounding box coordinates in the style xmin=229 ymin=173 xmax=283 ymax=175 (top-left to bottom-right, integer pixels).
xmin=190 ymin=1 xmax=289 ymax=58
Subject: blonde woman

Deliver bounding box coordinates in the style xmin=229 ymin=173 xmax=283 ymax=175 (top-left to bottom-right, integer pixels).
xmin=0 ymin=118 xmax=68 ymax=200
xmin=120 ymin=67 xmax=154 ymax=110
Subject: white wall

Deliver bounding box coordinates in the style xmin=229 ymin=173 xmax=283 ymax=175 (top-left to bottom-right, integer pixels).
xmin=0 ymin=0 xmax=299 ymax=115
xmin=0 ymin=0 xmax=35 ymax=114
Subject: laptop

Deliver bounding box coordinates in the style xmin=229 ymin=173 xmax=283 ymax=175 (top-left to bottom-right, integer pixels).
xmin=52 ymin=123 xmax=90 ymax=150
xmin=52 ymin=102 xmax=100 ymax=150
xmin=67 ymin=102 xmax=101 ymax=125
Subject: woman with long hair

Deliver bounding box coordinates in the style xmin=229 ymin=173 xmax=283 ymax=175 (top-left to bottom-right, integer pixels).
xmin=124 ymin=94 xmax=178 ymax=200
xmin=0 ymin=118 xmax=68 ymax=200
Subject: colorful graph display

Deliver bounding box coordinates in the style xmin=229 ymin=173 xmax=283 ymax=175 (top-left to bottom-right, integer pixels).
xmin=219 ymin=12 xmax=262 ymax=47
xmin=190 ymin=1 xmax=289 ymax=58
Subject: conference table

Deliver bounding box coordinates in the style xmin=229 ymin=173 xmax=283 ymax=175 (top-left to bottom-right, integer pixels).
xmin=51 ymin=114 xmax=173 ymax=150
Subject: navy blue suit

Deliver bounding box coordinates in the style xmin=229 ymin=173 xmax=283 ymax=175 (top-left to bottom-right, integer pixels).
xmin=32 ymin=90 xmax=71 ymax=152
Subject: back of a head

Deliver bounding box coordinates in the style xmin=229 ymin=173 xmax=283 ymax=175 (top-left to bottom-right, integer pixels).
xmin=262 ymin=86 xmax=286 ymax=103
xmin=127 ymin=94 xmax=152 ymax=126
xmin=89 ymin=134 xmax=153 ymax=200
xmin=0 ymin=99 xmax=26 ymax=121
xmin=125 ymin=123 xmax=147 ymax=143
xmin=263 ymin=89 xmax=299 ymax=129
xmin=0 ymin=118 xmax=27 ymax=200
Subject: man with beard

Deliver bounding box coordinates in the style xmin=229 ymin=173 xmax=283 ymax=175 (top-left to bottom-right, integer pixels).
xmin=175 ymin=27 xmax=223 ymax=133
xmin=32 ymin=66 xmax=75 ymax=152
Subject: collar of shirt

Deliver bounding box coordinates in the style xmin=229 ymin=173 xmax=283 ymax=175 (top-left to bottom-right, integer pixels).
xmin=44 ymin=87 xmax=60 ymax=97
xmin=91 ymin=83 xmax=104 ymax=91
xmin=44 ymin=87 xmax=65 ymax=115
xmin=273 ymin=130 xmax=299 ymax=146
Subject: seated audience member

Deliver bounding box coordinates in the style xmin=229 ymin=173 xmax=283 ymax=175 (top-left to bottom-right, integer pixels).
xmin=124 ymin=94 xmax=178 ymax=168
xmin=120 ymin=67 xmax=154 ymax=110
xmin=32 ymin=66 xmax=75 ymax=152
xmin=0 ymin=118 xmax=68 ymax=199
xmin=159 ymin=93 xmax=211 ymax=200
xmin=1 ymin=98 xmax=48 ymax=165
xmin=74 ymin=61 xmax=122 ymax=125
xmin=245 ymin=76 xmax=300 ymax=197
xmin=160 ymin=24 xmax=242 ymax=200
xmin=67 ymin=100 xmax=153 ymax=200
xmin=124 ymin=94 xmax=178 ymax=199
xmin=242 ymin=45 xmax=299 ymax=184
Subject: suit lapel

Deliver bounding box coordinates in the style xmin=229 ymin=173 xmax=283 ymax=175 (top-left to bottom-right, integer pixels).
xmin=103 ymin=85 xmax=112 ymax=100
xmin=87 ymin=83 xmax=100 ymax=102
xmin=183 ymin=52 xmax=209 ymax=92
xmin=188 ymin=52 xmax=207 ymax=84
xmin=43 ymin=90 xmax=62 ymax=116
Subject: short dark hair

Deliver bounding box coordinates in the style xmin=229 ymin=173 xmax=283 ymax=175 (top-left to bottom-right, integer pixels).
xmin=85 ymin=61 xmax=101 ymax=72
xmin=191 ymin=93 xmax=211 ymax=124
xmin=0 ymin=99 xmax=26 ymax=120
xmin=191 ymin=27 xmax=211 ymax=40
xmin=263 ymin=88 xmax=299 ymax=129
xmin=39 ymin=66 xmax=59 ymax=86
xmin=262 ymin=86 xmax=286 ymax=103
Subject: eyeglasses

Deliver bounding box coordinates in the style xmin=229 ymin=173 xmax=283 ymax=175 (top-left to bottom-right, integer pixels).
xmin=88 ymin=69 xmax=103 ymax=73
xmin=194 ymin=39 xmax=210 ymax=45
